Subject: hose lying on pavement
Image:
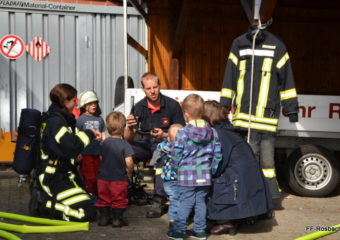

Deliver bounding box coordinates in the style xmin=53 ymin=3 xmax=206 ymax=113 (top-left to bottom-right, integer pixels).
xmin=294 ymin=224 xmax=340 ymax=240
xmin=0 ymin=230 xmax=21 ymax=240
xmin=0 ymin=211 xmax=89 ymax=240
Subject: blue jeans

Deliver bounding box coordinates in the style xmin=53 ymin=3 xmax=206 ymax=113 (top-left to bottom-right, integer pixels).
xmin=173 ymin=185 xmax=210 ymax=232
xmin=163 ymin=181 xmax=180 ymax=223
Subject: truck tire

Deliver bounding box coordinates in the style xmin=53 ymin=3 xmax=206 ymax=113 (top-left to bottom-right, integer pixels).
xmin=287 ymin=144 xmax=339 ymax=197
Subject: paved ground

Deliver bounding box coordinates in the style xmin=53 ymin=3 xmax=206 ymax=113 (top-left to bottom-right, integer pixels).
xmin=0 ymin=168 xmax=340 ymax=240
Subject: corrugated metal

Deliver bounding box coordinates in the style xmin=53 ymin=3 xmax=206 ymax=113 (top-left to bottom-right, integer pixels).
xmin=0 ymin=5 xmax=147 ymax=136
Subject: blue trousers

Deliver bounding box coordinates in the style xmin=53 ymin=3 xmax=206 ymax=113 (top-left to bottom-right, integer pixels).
xmin=173 ymin=185 xmax=209 ymax=232
xmin=163 ymin=181 xmax=180 ymax=223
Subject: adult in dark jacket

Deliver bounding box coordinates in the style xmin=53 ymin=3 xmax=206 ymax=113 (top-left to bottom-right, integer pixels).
xmin=32 ymin=83 xmax=101 ymax=222
xmin=203 ymin=101 xmax=273 ymax=235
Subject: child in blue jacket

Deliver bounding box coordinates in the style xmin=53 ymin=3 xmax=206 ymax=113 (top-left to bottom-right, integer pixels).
xmin=169 ymin=94 xmax=222 ymax=240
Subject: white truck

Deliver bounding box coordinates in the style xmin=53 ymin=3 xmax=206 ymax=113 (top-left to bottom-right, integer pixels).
xmin=122 ymin=89 xmax=340 ymax=197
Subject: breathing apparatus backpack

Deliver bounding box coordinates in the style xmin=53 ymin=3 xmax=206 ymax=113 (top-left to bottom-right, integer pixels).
xmin=13 ymin=108 xmax=42 ymax=176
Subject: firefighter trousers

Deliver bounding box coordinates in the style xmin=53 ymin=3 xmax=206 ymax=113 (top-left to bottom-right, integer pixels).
xmin=36 ymin=169 xmax=96 ymax=222
xmin=247 ymin=132 xmax=282 ymax=199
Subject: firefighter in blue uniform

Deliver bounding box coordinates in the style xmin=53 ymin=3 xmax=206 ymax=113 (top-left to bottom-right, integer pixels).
xmin=124 ymin=72 xmax=185 ymax=218
xmin=32 ymin=83 xmax=101 ymax=222
xmin=220 ymin=24 xmax=299 ymax=209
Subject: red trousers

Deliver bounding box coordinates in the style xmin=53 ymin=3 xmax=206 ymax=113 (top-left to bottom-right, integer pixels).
xmin=95 ymin=179 xmax=129 ymax=209
xmin=80 ymin=155 xmax=100 ymax=195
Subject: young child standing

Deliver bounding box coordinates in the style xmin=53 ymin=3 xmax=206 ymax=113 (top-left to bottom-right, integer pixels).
xmin=158 ymin=124 xmax=183 ymax=233
xmin=169 ymin=94 xmax=222 ymax=240
xmin=96 ymin=112 xmax=134 ymax=227
xmin=76 ymin=90 xmax=106 ymax=196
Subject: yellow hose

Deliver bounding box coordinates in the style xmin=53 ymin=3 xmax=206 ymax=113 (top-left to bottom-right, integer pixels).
xmin=0 ymin=230 xmax=21 ymax=240
xmin=0 ymin=211 xmax=89 ymax=238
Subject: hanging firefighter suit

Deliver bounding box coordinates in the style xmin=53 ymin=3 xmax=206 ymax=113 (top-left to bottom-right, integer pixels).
xmin=31 ymin=104 xmax=97 ymax=222
xmin=220 ymin=25 xmax=299 ymax=200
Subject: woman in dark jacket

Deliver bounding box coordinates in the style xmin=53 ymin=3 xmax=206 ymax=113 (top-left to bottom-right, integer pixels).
xmin=32 ymin=83 xmax=101 ymax=222
xmin=203 ymin=101 xmax=273 ymax=235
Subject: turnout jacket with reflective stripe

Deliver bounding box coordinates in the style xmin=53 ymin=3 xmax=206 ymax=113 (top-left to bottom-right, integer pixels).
xmin=220 ymin=26 xmax=299 ymax=133
xmin=41 ymin=104 xmax=94 ymax=160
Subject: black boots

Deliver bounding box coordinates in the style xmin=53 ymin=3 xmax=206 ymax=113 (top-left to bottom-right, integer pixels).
xmin=111 ymin=208 xmax=128 ymax=227
xmin=98 ymin=207 xmax=128 ymax=227
xmin=146 ymin=196 xmax=167 ymax=218
xmin=98 ymin=207 xmax=112 ymax=226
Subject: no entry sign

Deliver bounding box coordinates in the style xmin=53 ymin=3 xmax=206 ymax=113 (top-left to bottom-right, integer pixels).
xmin=0 ymin=35 xmax=25 ymax=59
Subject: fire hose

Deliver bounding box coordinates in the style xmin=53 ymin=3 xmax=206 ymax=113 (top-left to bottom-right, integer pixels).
xmin=0 ymin=212 xmax=88 ymax=240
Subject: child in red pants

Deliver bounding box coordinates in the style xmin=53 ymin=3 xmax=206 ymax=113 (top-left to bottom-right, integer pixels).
xmin=77 ymin=91 xmax=105 ymax=196
xmin=96 ymin=112 xmax=134 ymax=227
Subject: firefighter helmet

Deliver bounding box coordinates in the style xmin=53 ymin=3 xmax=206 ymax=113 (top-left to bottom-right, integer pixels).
xmin=79 ymin=90 xmax=98 ymax=108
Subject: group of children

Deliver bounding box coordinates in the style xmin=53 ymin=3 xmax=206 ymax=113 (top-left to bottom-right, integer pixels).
xmin=76 ymin=90 xmax=134 ymax=228
xmin=76 ymin=90 xmax=270 ymax=240
xmin=158 ymin=94 xmax=222 ymax=240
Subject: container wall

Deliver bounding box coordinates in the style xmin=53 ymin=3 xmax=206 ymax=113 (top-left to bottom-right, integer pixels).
xmin=0 ymin=3 xmax=146 ymax=137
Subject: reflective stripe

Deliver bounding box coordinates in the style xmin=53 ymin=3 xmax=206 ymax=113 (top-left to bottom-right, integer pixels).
xmin=235 ymin=60 xmax=246 ymax=115
xmin=234 ymin=113 xmax=278 ymax=125
xmin=262 ymin=169 xmax=276 ymax=178
xmin=38 ymin=174 xmax=53 ymax=197
xmin=221 ymin=88 xmax=235 ymax=99
xmin=76 ymin=131 xmax=90 ymax=147
xmin=45 ymin=166 xmax=56 ymax=174
xmin=46 ymin=201 xmax=85 ymax=220
xmin=41 ymin=149 xmax=48 ymax=160
xmin=57 ymin=187 xmax=85 ymax=200
xmin=228 ymin=52 xmax=238 ymax=66
xmin=256 ymin=58 xmax=273 ymax=117
xmin=68 ymin=172 xmax=79 ymax=188
xmin=276 ymin=52 xmax=289 ymax=69
xmin=239 ymin=49 xmax=274 ymax=57
xmin=262 ymin=44 xmax=276 ymax=49
xmin=55 ymin=126 xmax=69 ymax=144
xmin=232 ymin=119 xmax=277 ymax=132
xmin=189 ymin=119 xmax=205 ymax=127
xmin=62 ymin=194 xmax=90 ymax=206
xmin=280 ymin=88 xmax=297 ymax=100
xmin=155 ymin=168 xmax=162 ymax=175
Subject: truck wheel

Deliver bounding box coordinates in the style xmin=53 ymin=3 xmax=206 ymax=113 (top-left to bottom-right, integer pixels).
xmin=287 ymin=144 xmax=339 ymax=197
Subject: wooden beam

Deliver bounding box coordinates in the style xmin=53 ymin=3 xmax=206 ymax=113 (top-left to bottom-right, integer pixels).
xmin=240 ymin=0 xmax=253 ymax=23
xmin=128 ymin=0 xmax=149 ymax=23
xmin=169 ymin=58 xmax=179 ymax=90
xmin=170 ymin=0 xmax=191 ymax=59
xmin=260 ymin=0 xmax=277 ymax=23
xmin=240 ymin=0 xmax=278 ymax=24
xmin=127 ymin=34 xmax=148 ymax=59
xmin=169 ymin=0 xmax=191 ymax=89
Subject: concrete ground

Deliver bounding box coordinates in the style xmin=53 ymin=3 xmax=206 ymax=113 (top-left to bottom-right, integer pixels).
xmin=0 ymin=168 xmax=340 ymax=240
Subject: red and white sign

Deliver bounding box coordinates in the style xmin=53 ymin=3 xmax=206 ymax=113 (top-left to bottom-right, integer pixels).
xmin=26 ymin=36 xmax=51 ymax=62
xmin=0 ymin=35 xmax=25 ymax=59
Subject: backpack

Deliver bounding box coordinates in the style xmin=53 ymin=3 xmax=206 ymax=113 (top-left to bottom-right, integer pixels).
xmin=13 ymin=108 xmax=42 ymax=175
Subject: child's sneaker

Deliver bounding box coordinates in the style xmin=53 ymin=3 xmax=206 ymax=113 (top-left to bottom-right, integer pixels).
xmin=187 ymin=229 xmax=207 ymax=240
xmin=167 ymin=230 xmax=184 ymax=240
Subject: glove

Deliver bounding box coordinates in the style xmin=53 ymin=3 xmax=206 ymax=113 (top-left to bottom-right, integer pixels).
xmin=288 ymin=113 xmax=298 ymax=123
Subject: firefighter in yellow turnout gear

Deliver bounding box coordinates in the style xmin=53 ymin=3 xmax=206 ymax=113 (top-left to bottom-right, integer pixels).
xmin=220 ymin=25 xmax=299 ymax=207
xmin=30 ymin=84 xmax=101 ymax=222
